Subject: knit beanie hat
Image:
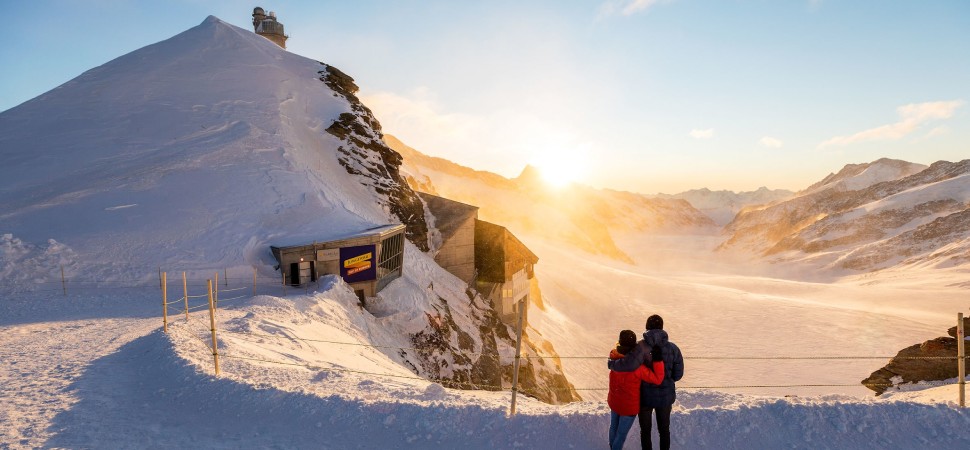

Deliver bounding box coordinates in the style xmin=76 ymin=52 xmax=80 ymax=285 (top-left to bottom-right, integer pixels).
xmin=618 ymin=329 xmax=637 ymax=350
xmin=646 ymin=315 xmax=664 ymax=331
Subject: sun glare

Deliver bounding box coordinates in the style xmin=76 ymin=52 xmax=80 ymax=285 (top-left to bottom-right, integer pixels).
xmin=530 ymin=146 xmax=589 ymax=188
xmin=536 ymin=162 xmax=581 ymax=187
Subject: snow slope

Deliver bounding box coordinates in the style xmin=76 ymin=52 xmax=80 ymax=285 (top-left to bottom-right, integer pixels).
xmin=0 ymin=16 xmax=391 ymax=279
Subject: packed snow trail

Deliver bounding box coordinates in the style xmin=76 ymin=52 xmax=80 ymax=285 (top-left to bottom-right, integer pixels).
xmin=3 ymin=290 xmax=969 ymax=449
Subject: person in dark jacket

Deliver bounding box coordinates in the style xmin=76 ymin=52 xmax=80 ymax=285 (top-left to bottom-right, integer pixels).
xmin=607 ymin=315 xmax=684 ymax=450
xmin=608 ymin=329 xmax=665 ymax=450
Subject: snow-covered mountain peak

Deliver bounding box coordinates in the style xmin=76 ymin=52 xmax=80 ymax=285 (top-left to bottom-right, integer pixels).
xmin=0 ymin=16 xmax=431 ymax=275
xmin=801 ymin=158 xmax=927 ymax=196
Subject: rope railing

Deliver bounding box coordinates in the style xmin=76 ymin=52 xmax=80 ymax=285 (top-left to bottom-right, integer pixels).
xmin=207 ymin=351 xmax=962 ymax=393
xmin=524 ymin=354 xmax=970 ymax=361
xmin=220 ymin=286 xmax=248 ymax=293
xmin=216 ymin=328 xmax=467 ymax=354
xmin=217 ymin=294 xmax=248 ymax=303
xmin=218 ymin=352 xmax=505 ymax=390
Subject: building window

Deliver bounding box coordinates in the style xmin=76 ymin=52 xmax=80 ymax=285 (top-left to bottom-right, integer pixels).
xmin=377 ymin=231 xmax=404 ymax=291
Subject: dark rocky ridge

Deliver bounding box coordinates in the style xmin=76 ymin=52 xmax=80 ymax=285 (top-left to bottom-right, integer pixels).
xmin=320 ymin=64 xmax=429 ymax=251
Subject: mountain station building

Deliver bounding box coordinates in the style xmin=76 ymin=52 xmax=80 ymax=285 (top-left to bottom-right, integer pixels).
xmin=419 ymin=193 xmax=538 ymax=324
xmin=270 ymin=224 xmax=405 ymax=303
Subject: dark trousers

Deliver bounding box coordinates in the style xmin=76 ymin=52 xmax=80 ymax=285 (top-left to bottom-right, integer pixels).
xmin=638 ymin=404 xmax=672 ymax=450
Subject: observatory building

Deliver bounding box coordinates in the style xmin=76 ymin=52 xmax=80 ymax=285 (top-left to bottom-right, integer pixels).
xmin=252 ymin=7 xmax=288 ymax=49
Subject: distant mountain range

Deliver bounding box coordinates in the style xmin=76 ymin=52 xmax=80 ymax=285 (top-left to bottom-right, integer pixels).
xmin=652 ymin=187 xmax=794 ymax=226
xmin=391 ymin=137 xmax=970 ymax=274
xmin=720 ymin=158 xmax=970 ymax=272
xmin=385 ymin=135 xmax=718 ymax=263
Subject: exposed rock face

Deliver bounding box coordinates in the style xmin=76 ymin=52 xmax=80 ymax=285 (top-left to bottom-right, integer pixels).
xmin=720 ymin=159 xmax=970 ymax=272
xmin=862 ymin=317 xmax=970 ymax=395
xmin=320 ymin=65 xmax=429 ymax=251
xmin=406 ymin=288 xmax=580 ymax=404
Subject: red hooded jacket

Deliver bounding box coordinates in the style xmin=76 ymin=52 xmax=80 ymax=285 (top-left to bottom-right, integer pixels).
xmin=607 ymin=349 xmax=665 ymax=416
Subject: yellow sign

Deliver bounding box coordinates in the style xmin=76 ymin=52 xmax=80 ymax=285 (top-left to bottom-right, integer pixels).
xmin=344 ymin=252 xmax=372 ymax=268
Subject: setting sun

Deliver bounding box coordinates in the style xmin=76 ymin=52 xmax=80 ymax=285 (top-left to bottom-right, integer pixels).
xmin=530 ymin=147 xmax=588 ymax=187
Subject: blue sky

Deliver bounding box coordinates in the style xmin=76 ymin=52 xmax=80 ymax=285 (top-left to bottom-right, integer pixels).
xmin=2 ymin=0 xmax=968 ymax=193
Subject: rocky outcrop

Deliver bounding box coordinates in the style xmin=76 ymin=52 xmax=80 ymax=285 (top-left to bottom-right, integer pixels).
xmin=862 ymin=317 xmax=970 ymax=395
xmin=406 ymin=288 xmax=580 ymax=404
xmin=320 ymin=65 xmax=429 ymax=251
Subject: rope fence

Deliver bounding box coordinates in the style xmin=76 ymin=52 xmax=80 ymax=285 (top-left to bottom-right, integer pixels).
xmin=158 ymin=275 xmax=968 ymax=415
xmin=174 ymin=319 xmax=965 ymax=393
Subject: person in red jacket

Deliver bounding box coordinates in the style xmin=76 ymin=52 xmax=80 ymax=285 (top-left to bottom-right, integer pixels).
xmin=608 ymin=329 xmax=664 ymax=450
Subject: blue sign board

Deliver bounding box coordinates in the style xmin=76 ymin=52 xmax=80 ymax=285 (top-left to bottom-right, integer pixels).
xmin=340 ymin=245 xmax=377 ymax=283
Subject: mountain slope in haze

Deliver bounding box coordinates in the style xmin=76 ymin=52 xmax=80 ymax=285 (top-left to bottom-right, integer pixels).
xmin=0 ymin=16 xmax=575 ymax=403
xmin=654 ymin=187 xmax=794 ymax=225
xmin=386 ymin=135 xmax=716 ymax=264
xmin=720 ymin=158 xmax=970 ymax=272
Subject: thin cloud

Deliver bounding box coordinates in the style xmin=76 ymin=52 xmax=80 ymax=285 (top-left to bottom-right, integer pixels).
xmin=690 ymin=128 xmax=714 ymax=139
xmin=760 ymin=136 xmax=783 ymax=148
xmin=599 ymin=0 xmax=670 ymax=17
xmin=819 ymin=100 xmax=964 ymax=148
xmin=361 ymin=88 xmax=484 ymax=151
xmin=925 ymin=126 xmax=949 ymax=138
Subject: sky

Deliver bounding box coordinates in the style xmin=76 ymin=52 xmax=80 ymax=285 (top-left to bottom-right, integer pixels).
xmin=2 ymin=0 xmax=968 ymax=194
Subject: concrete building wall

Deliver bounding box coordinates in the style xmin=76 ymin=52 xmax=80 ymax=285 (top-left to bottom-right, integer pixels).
xmin=434 ymin=215 xmax=476 ymax=285
xmin=478 ymin=266 xmax=531 ymax=324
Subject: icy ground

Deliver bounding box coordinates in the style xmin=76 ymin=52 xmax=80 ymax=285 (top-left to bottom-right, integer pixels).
xmin=2 ymin=271 xmax=969 ymax=449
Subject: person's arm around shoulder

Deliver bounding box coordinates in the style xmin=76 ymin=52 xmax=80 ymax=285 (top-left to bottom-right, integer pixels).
xmin=635 ymin=344 xmax=665 ymax=384
xmin=607 ymin=342 xmax=647 ymax=372
xmin=634 ymin=360 xmax=664 ymax=385
xmin=669 ymin=342 xmax=685 ymax=382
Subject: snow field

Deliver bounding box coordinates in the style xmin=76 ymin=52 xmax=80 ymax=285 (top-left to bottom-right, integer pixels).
xmin=4 ymin=284 xmax=969 ymax=449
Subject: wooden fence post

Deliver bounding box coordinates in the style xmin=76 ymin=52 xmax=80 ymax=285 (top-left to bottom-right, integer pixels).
xmin=207 ymin=279 xmax=220 ymax=375
xmin=158 ymin=266 xmax=162 ymax=290
xmin=182 ymin=271 xmax=189 ymax=321
xmin=959 ymin=312 xmax=965 ymax=408
xmin=253 ymin=267 xmax=257 ymax=297
xmin=60 ymin=265 xmax=66 ymax=297
xmin=161 ymin=272 xmax=168 ymax=333
xmin=224 ymin=268 xmax=228 ymax=286
xmin=282 ymin=272 xmax=286 ymax=296
xmin=509 ymin=298 xmax=526 ymax=416
xmin=214 ymin=272 xmax=219 ymax=307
